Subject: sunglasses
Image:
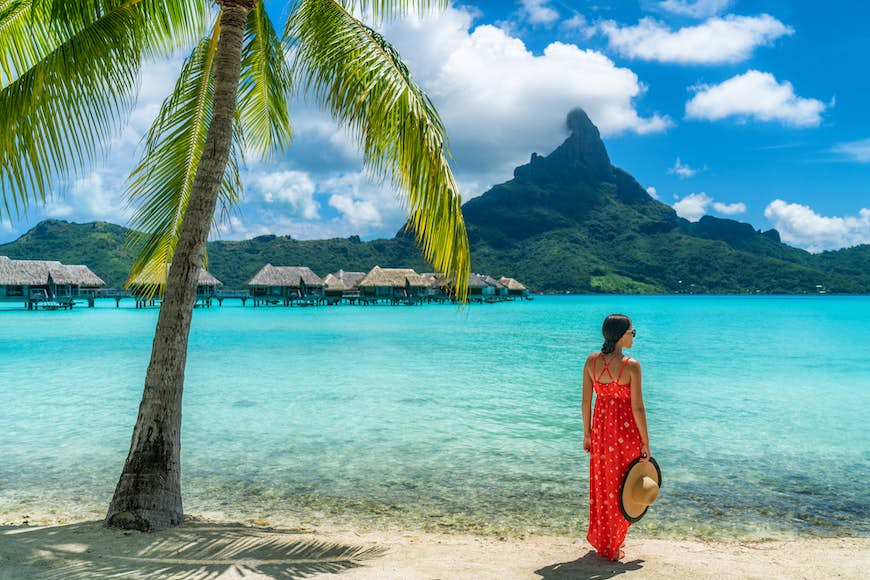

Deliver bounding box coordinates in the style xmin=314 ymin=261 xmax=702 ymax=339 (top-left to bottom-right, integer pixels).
xmin=626 ymin=329 xmax=637 ymax=337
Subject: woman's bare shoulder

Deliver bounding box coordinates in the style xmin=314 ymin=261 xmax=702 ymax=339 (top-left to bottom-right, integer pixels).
xmin=625 ymin=357 xmax=642 ymax=370
xmin=584 ymin=352 xmax=598 ymax=367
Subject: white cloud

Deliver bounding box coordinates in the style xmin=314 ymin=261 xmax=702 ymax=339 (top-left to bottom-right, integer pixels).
xmin=42 ymin=198 xmax=74 ymax=218
xmin=673 ymin=192 xmax=712 ymax=221
xmin=646 ymin=186 xmax=659 ymax=200
xmin=214 ymin=170 xmax=406 ymax=241
xmin=113 ymin=57 xmax=185 ymax=152
xmin=764 ymin=199 xmax=870 ymax=252
xmin=831 ymin=138 xmax=870 ymax=163
xmin=378 ymin=7 xmax=670 ymax=198
xmin=712 ymin=201 xmax=746 ymax=215
xmin=519 ymin=0 xmax=559 ymax=26
xmin=70 ymin=173 xmax=129 ymax=220
xmin=254 ymin=170 xmax=320 ymax=220
xmin=215 ymin=215 xmax=273 ymax=241
xmin=321 ymin=172 xmax=405 ymax=230
xmin=39 ymin=172 xmax=131 ymax=224
xmin=290 ymin=108 xmax=362 ymax=164
xmin=328 ymin=195 xmax=382 ymax=228
xmin=673 ymin=192 xmax=746 ymax=221
xmin=221 ymin=214 xmax=359 ymax=241
xmin=560 ymin=13 xmax=590 ymax=36
xmin=668 ymin=157 xmax=703 ymax=178
xmin=686 ymin=70 xmax=827 ymax=127
xmin=597 ymin=15 xmax=793 ymax=64
xmin=658 ymin=0 xmax=732 ymax=18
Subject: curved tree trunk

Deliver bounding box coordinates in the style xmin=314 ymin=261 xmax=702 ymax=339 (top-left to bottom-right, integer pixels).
xmin=106 ymin=1 xmax=254 ymax=532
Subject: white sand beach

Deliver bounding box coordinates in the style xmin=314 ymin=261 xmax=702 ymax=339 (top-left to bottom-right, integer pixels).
xmin=1 ymin=518 xmax=867 ymax=579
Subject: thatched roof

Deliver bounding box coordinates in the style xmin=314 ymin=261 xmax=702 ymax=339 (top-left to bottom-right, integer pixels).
xmin=0 ymin=256 xmax=105 ymax=286
xmin=130 ymin=264 xmax=222 ymax=287
xmin=323 ymin=270 xmax=365 ymax=291
xmin=421 ymin=272 xmax=508 ymax=291
xmin=197 ymin=269 xmax=222 ymax=286
xmin=246 ymin=264 xmax=324 ymax=287
xmin=499 ymin=276 xmax=527 ymax=291
xmin=467 ymin=273 xmax=491 ymax=289
xmin=482 ymin=275 xmax=506 ymax=289
xmin=421 ymin=273 xmax=447 ymax=288
xmin=0 ymin=256 xmax=58 ymax=285
xmin=322 ymin=273 xmax=346 ymax=291
xmin=50 ymin=264 xmax=106 ymax=286
xmin=358 ymin=266 xmax=428 ymax=288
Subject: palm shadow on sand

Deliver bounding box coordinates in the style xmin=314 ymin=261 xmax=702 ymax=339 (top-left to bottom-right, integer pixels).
xmin=535 ymin=550 xmax=644 ymax=579
xmin=0 ymin=520 xmax=386 ymax=579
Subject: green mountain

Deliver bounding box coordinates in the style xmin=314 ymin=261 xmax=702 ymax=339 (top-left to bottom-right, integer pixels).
xmin=0 ymin=219 xmax=425 ymax=288
xmin=1 ymin=108 xmax=867 ymax=293
xmin=461 ymin=109 xmax=868 ymax=293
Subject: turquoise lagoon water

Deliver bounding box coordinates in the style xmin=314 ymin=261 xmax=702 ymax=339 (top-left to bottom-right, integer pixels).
xmin=0 ymin=295 xmax=868 ymax=540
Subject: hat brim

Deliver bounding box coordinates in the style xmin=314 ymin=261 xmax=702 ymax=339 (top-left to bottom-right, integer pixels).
xmin=619 ymin=456 xmax=662 ymax=523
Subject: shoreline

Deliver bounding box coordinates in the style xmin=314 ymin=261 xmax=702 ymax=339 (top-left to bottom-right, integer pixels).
xmin=3 ymin=505 xmax=859 ymax=544
xmin=1 ymin=517 xmax=867 ymax=579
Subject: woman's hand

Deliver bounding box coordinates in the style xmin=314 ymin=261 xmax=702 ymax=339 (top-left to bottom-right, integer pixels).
xmin=640 ymin=442 xmax=651 ymax=461
xmin=583 ymin=434 xmax=592 ymax=454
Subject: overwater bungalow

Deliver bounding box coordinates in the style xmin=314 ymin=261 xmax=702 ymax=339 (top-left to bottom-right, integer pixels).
xmin=246 ymin=264 xmax=324 ymax=306
xmin=357 ymin=266 xmax=428 ymax=304
xmin=499 ymin=276 xmax=529 ymax=298
xmin=323 ymin=270 xmax=366 ymax=304
xmin=467 ymin=273 xmax=495 ymax=302
xmin=128 ymin=265 xmax=222 ymax=308
xmin=420 ymin=273 xmax=450 ymax=301
xmin=482 ymin=275 xmax=509 ymax=300
xmin=419 ymin=273 xmax=506 ymax=303
xmin=0 ymin=256 xmax=105 ymax=309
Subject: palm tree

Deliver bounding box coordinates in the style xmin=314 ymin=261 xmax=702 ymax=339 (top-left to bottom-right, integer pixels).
xmin=0 ymin=0 xmax=469 ymax=531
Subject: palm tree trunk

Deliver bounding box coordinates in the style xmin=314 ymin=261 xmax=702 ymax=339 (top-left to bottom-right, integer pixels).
xmin=106 ymin=0 xmax=254 ymax=532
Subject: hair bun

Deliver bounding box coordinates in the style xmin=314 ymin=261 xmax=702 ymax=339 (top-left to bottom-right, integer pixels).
xmin=601 ymin=339 xmax=616 ymax=354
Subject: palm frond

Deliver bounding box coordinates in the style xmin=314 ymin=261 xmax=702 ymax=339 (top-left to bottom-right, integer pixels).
xmin=34 ymin=0 xmax=212 ymax=57
xmin=0 ymin=2 xmax=140 ymax=218
xmin=334 ymin=0 xmax=448 ymax=22
xmin=0 ymin=0 xmax=58 ymax=89
xmin=125 ymin=21 xmax=243 ymax=296
xmin=0 ymin=0 xmax=213 ymax=220
xmin=237 ymin=1 xmax=293 ymax=158
xmin=286 ymin=0 xmax=470 ymax=300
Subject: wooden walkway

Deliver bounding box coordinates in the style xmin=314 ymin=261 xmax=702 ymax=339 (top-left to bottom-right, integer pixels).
xmin=16 ymin=290 xmax=523 ymax=310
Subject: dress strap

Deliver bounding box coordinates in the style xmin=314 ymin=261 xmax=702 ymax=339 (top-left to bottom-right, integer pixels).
xmin=595 ymin=352 xmax=615 ymax=382
xmin=615 ymin=357 xmax=631 ymax=383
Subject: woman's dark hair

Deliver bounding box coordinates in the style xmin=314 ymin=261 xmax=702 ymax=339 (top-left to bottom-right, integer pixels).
xmin=601 ymin=314 xmax=632 ymax=354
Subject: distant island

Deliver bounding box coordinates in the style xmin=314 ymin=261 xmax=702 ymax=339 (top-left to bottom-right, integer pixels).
xmin=1 ymin=109 xmax=867 ymax=293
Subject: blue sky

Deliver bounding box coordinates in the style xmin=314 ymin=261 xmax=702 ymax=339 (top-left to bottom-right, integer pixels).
xmin=2 ymin=0 xmax=868 ymax=252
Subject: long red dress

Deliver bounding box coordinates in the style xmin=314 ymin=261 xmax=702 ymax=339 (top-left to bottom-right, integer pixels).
xmin=587 ymin=353 xmax=643 ymax=560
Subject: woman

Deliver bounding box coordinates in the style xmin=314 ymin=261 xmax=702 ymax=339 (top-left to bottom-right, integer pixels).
xmin=582 ymin=313 xmax=651 ymax=561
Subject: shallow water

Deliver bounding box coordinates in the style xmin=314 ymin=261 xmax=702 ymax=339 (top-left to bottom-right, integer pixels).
xmin=1 ymin=295 xmax=867 ymax=539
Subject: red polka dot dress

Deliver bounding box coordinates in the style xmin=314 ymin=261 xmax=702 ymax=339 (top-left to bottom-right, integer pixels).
xmin=587 ymin=353 xmax=643 ymax=560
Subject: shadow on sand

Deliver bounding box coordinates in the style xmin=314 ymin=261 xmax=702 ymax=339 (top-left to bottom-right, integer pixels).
xmin=535 ymin=550 xmax=644 ymax=579
xmin=0 ymin=520 xmax=386 ymax=579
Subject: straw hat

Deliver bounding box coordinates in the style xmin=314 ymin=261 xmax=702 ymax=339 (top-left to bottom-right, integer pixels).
xmin=619 ymin=455 xmax=662 ymax=522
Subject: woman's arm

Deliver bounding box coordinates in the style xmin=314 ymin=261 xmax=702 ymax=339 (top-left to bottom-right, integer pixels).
xmin=628 ymin=360 xmax=651 ymax=461
xmin=582 ymin=354 xmax=594 ymax=453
